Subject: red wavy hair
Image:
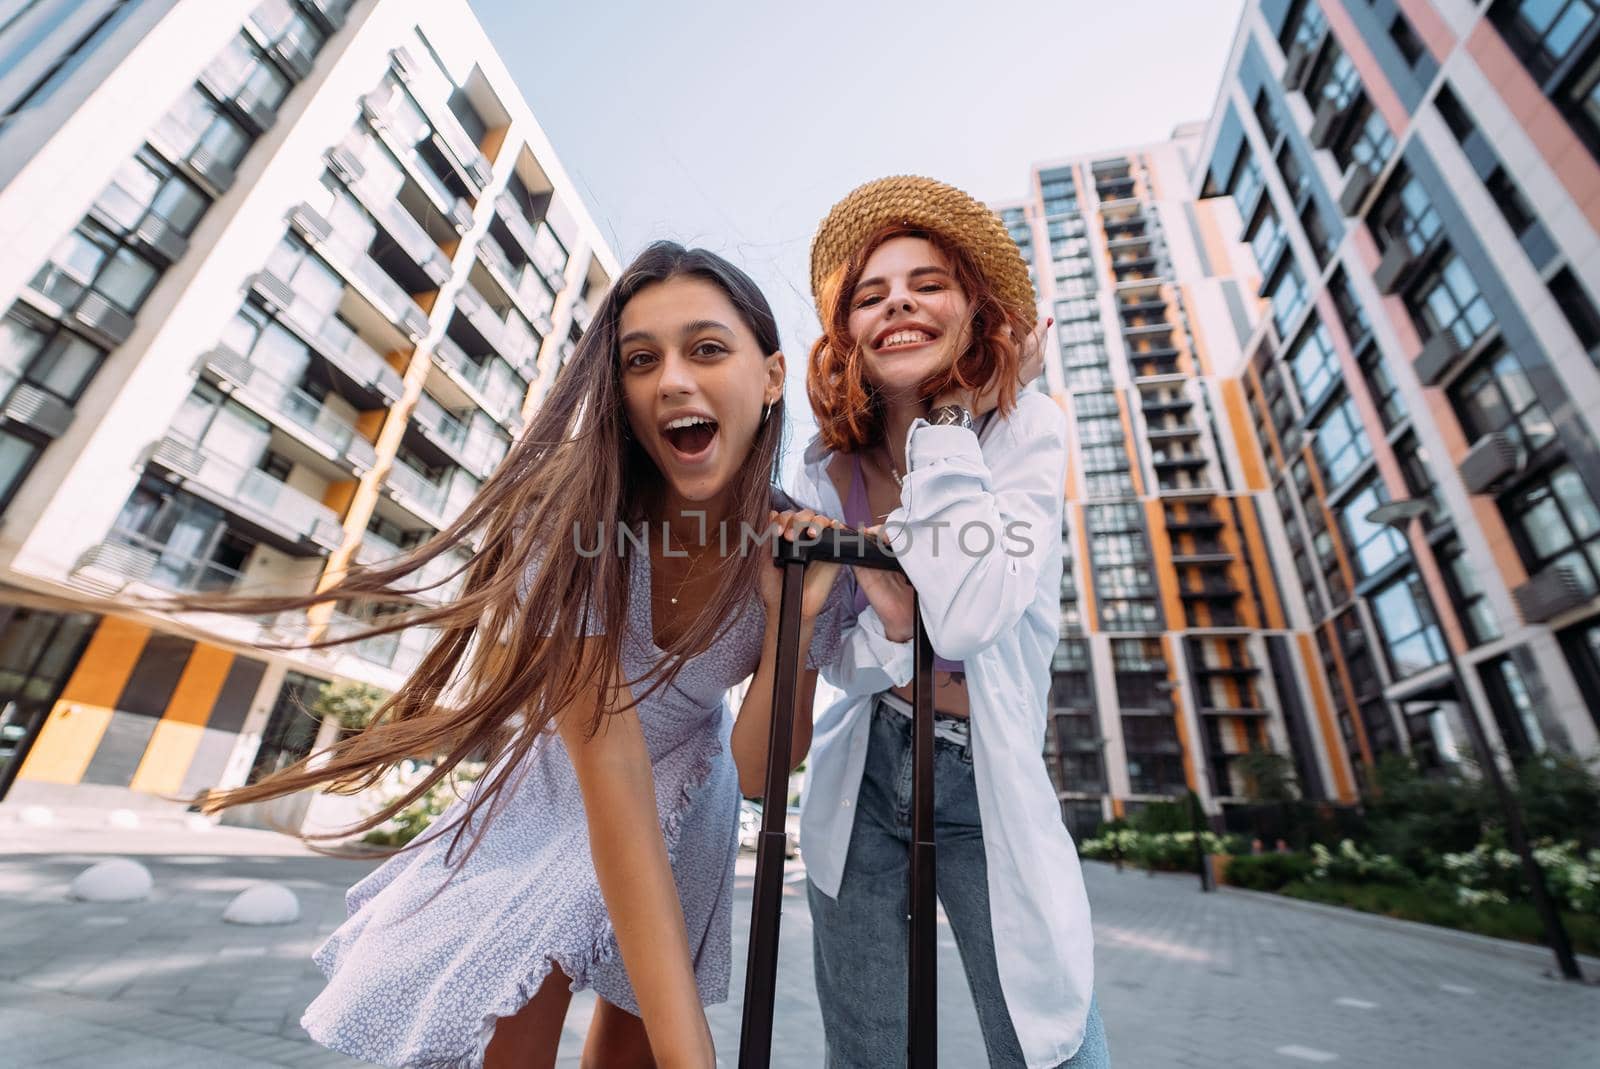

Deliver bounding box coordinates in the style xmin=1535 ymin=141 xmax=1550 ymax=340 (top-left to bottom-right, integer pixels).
xmin=807 ymin=226 xmax=1026 ymax=453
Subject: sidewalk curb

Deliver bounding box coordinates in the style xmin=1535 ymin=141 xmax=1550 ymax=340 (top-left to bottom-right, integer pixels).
xmin=1217 ymin=884 xmax=1600 ymax=976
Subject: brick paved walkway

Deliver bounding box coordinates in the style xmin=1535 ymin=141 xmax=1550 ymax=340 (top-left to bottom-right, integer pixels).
xmin=1 ymin=819 xmax=1596 ymax=1067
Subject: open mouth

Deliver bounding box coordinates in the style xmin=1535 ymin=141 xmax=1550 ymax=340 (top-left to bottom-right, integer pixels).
xmin=874 ymin=327 xmax=941 ymax=352
xmin=661 ymin=415 xmax=719 ymax=461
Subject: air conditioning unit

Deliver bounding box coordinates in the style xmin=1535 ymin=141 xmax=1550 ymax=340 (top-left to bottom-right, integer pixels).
xmin=1413 ymin=330 xmax=1464 ymax=385
xmin=1338 ymin=165 xmax=1377 ymax=217
xmin=1373 ymin=240 xmax=1416 ymax=295
xmin=1308 ymin=98 xmax=1344 ymax=148
xmin=1458 ymin=432 xmax=1522 ymax=494
xmin=1513 ymin=564 xmax=1590 ymax=623
xmin=1283 ymin=40 xmax=1316 ymax=91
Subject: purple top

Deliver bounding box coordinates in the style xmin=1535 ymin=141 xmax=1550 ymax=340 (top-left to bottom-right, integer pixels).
xmin=843 ymin=452 xmax=964 ymax=675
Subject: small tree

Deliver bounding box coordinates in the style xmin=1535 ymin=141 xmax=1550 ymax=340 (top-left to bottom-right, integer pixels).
xmin=312 ymin=680 xmax=390 ymax=735
xmin=1236 ymin=750 xmax=1299 ymax=804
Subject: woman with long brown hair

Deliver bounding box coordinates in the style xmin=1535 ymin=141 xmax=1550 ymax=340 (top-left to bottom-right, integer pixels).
xmin=195 ymin=241 xmax=846 ymax=1069
xmin=795 ymin=178 xmax=1110 ymax=1067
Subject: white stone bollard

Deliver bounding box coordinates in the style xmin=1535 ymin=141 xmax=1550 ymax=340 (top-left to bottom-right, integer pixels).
xmin=68 ymin=858 xmax=152 ymax=903
xmin=222 ymin=883 xmax=300 ymax=926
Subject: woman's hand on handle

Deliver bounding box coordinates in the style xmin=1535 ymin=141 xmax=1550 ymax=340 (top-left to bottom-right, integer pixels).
xmin=760 ymin=508 xmax=845 ymax=619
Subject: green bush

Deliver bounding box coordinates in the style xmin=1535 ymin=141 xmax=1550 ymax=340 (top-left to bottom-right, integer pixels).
xmin=1225 ymin=852 xmax=1314 ymax=891
xmin=1309 ymin=839 xmax=1414 ymax=885
xmin=1279 ymin=878 xmax=1600 ymax=956
xmin=361 ymin=761 xmax=485 ymax=848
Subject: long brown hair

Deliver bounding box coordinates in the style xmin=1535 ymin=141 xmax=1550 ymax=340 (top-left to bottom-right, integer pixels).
xmin=807 ymin=226 xmax=1026 ymax=453
xmin=186 ymin=241 xmax=786 ymax=856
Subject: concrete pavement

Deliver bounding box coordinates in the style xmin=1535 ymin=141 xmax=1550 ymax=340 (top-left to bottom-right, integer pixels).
xmin=2 ymin=807 xmax=1597 ymax=1067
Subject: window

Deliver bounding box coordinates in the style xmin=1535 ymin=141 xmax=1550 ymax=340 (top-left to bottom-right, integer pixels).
xmin=1390 ymin=13 xmax=1428 ymax=67
xmin=1449 ymin=345 xmax=1557 ymax=452
xmin=1336 ymin=103 xmax=1396 ymax=176
xmin=1247 ymin=203 xmax=1285 ymax=274
xmin=1228 ymin=148 xmax=1264 ymax=217
xmin=0 ymin=428 xmax=42 ymax=512
xmin=93 ymin=149 xmax=210 ymax=239
xmin=1254 ymin=88 xmax=1282 ymax=146
xmin=1310 ymin=45 xmax=1363 ymax=111
xmin=1549 ymin=267 xmax=1600 ymax=363
xmin=1559 ymin=614 xmax=1600 ymax=735
xmin=204 ymin=32 xmax=292 ymax=116
xmin=30 ymin=220 xmax=160 ymax=314
xmin=1370 ymin=573 xmax=1449 ymax=678
xmin=1301 ymin=199 xmax=1335 ymax=265
xmin=1411 ymin=254 xmax=1495 ymax=349
xmin=1267 ymin=261 xmax=1308 ymax=337
xmin=1374 ymin=174 xmax=1441 ymax=256
xmin=1438 ymin=538 xmax=1501 ymax=645
xmin=1480 ymin=655 xmax=1550 ymax=757
xmin=1491 ymin=0 xmax=1597 ymax=82
xmin=1279 ymin=0 xmax=1330 ymax=55
xmin=0 ymin=307 xmax=107 ymax=405
xmin=1287 ymin=320 xmax=1339 ymax=411
xmin=1310 ymin=392 xmax=1371 ymax=488
xmin=156 ymin=86 xmax=252 ymax=168
xmin=1341 ymin=479 xmax=1409 ymax=580
xmin=1506 ymin=464 xmax=1600 ymax=595
xmin=1484 ymin=166 xmax=1557 ymax=265
xmin=1434 ymin=84 xmax=1478 ymax=142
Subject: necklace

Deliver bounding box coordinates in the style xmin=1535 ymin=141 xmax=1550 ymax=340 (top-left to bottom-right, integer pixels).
xmin=882 ymin=446 xmax=904 ymax=489
xmin=663 ymin=524 xmax=706 ymax=606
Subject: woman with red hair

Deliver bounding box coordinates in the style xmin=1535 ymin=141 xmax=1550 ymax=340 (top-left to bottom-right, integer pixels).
xmin=793 ymin=177 xmax=1110 ymax=1068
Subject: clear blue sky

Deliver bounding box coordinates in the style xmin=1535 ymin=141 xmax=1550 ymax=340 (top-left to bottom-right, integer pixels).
xmin=470 ymin=0 xmax=1245 ymax=470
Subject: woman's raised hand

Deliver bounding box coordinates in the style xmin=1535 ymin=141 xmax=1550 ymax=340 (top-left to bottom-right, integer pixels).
xmin=934 ymin=316 xmax=1051 ymax=417
xmin=763 ymin=509 xmax=846 ymax=620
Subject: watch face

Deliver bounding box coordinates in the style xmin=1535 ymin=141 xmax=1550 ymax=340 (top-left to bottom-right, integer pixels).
xmin=932 ymin=405 xmax=972 ymax=428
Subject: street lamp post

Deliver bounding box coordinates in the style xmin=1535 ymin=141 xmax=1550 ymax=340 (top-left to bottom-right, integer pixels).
xmin=1366 ymin=499 xmax=1583 ymax=981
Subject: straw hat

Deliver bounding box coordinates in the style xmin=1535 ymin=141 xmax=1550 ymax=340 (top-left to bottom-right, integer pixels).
xmin=809 ymin=175 xmax=1036 ymax=327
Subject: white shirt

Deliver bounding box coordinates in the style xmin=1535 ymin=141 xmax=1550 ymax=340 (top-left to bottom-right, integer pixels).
xmin=793 ymin=392 xmax=1095 ymax=1068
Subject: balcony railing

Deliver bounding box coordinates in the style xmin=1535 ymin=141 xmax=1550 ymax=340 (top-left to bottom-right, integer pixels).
xmin=455 ymin=284 xmax=538 ymax=373
xmin=248 ymin=270 xmax=403 ymax=401
xmin=72 ymin=531 xmax=246 ymax=596
xmin=24 ymin=267 xmax=136 ymax=347
xmin=332 ymin=153 xmax=453 ymax=285
xmin=494 ymin=193 xmax=570 ymax=291
xmin=199 ymin=346 xmax=377 ymax=472
xmin=289 ymin=202 xmax=429 ymax=339
xmin=412 ymin=393 xmax=505 ymax=477
xmin=386 ymin=47 xmax=493 ymax=189
xmin=477 ymin=234 xmax=556 ymax=332
xmin=143 ymin=434 xmax=344 ymax=552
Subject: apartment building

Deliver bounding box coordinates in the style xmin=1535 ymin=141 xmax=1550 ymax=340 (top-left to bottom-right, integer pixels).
xmin=998 ymin=129 xmax=1353 ymax=838
xmin=1191 ymin=0 xmax=1600 ymax=791
xmin=0 ymin=0 xmax=618 ymax=809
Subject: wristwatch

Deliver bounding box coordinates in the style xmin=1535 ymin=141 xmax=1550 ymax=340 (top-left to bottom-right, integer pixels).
xmin=928 ymin=404 xmax=974 ymax=431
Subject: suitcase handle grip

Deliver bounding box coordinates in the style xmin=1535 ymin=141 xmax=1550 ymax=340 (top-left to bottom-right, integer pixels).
xmin=773 ymin=527 xmax=901 ymax=571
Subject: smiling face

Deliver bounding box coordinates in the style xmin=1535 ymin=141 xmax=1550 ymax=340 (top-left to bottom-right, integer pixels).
xmin=845 ymin=235 xmax=973 ymax=401
xmin=618 ymin=274 xmax=784 ymax=509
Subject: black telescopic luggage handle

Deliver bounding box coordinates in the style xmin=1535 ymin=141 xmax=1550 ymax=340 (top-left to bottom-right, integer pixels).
xmin=738 ymin=529 xmax=937 ymax=1068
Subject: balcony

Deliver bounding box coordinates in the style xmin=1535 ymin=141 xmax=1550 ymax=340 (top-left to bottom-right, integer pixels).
xmin=1147 ymin=424 xmax=1201 ymax=440
xmin=1178 ymin=580 xmax=1239 ymax=600
xmin=358 ymin=91 xmax=474 ymax=231
xmin=142 ymin=434 xmax=344 ymax=554
xmin=1170 ymin=543 xmax=1233 ymax=565
xmin=24 ymin=267 xmax=136 ymax=348
xmin=246 ymin=270 xmax=403 ymax=404
xmin=288 ymin=202 xmax=430 ymax=340
xmin=1413 ymin=328 xmax=1470 ymax=386
xmin=494 ymin=193 xmax=570 ymax=291
xmin=386 ymin=47 xmax=493 ymax=190
xmin=1283 ymin=29 xmax=1327 ymax=92
xmin=430 ymin=335 xmax=517 ymax=422
xmin=198 ymin=346 xmax=378 ymax=473
xmin=301 ymin=0 xmax=352 ymax=33
xmin=383 ymin=458 xmax=480 ymax=533
xmin=1151 ymin=451 xmax=1208 ymax=470
xmin=1339 ymin=164 xmax=1379 ymax=218
xmin=1164 ymin=512 xmax=1223 ymax=533
xmin=454 ymin=284 xmax=539 ymax=375
xmin=328 ymin=148 xmax=453 ymax=286
xmin=1 ymin=381 xmax=74 ymax=440
xmin=1198 ymin=704 xmax=1270 ymax=717
xmin=476 ymin=234 xmax=556 ymax=334
xmin=149 ymin=114 xmax=238 ymax=196
xmin=196 ymin=64 xmax=279 ymax=135
xmin=1141 ymin=395 xmax=1193 ymax=415
xmin=71 ymin=530 xmax=245 ymax=597
xmin=409 ymin=392 xmax=507 ymax=479
xmin=1192 ymin=659 xmax=1261 ymax=676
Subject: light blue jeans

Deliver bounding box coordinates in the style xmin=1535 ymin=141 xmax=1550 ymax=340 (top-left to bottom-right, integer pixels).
xmin=807 ymin=699 xmax=1111 ymax=1068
